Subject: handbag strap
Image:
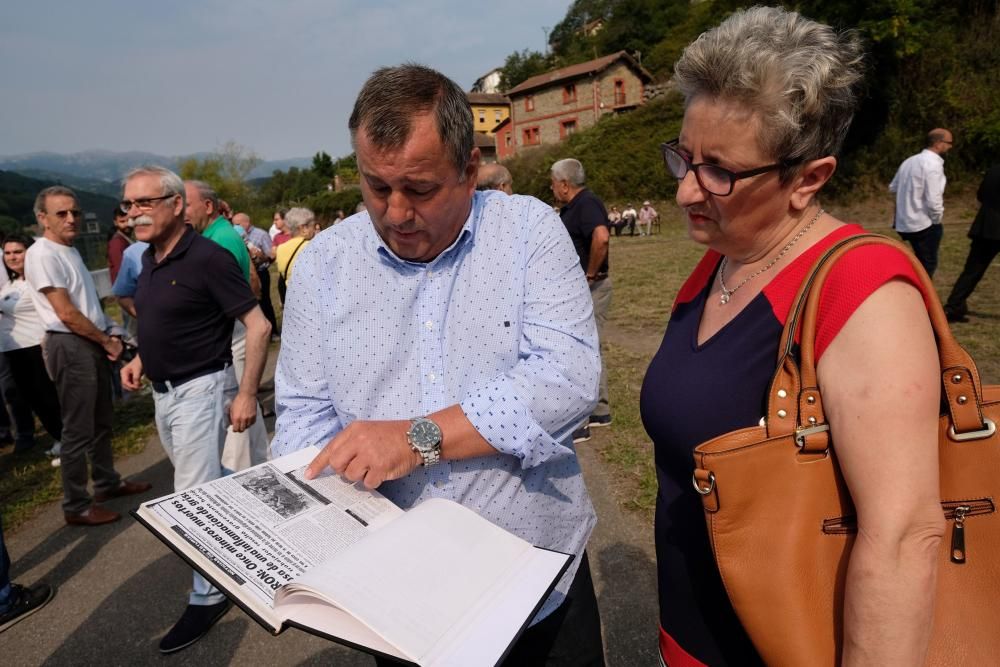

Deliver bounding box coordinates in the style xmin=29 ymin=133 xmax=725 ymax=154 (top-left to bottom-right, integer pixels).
xmin=281 ymin=237 xmax=306 ymax=282
xmin=765 ymin=233 xmax=993 ymax=450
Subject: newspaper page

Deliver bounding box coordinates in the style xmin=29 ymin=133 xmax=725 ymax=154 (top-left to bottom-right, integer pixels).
xmin=141 ymin=446 xmax=404 ymax=610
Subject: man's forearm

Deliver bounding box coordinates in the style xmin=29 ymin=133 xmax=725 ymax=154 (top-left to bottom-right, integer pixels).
xmin=60 ymin=306 xmax=112 ymax=346
xmin=238 ymin=312 xmax=271 ymax=396
xmin=586 ymin=241 xmax=608 ymax=277
xmin=429 ymin=404 xmax=498 ymax=461
xmin=118 ymin=296 xmax=137 ymax=318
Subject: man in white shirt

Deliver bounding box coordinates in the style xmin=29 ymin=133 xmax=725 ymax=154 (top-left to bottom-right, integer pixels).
xmin=889 ymin=128 xmax=953 ymax=276
xmin=637 ymin=200 xmax=658 ymax=236
xmin=25 ymin=186 xmax=151 ymax=526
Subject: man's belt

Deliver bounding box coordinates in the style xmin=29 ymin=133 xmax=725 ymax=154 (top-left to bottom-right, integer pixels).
xmin=150 ymin=363 xmax=227 ymax=394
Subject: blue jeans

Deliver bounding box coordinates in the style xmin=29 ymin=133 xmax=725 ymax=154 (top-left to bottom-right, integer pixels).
xmin=153 ymin=366 xmax=237 ymax=606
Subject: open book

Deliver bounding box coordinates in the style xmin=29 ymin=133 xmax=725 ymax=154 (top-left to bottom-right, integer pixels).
xmin=132 ymin=447 xmax=571 ymax=666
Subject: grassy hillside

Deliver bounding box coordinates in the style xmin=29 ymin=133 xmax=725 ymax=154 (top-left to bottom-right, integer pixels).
xmin=501 ymin=0 xmax=999 ymax=199
xmin=506 ymin=94 xmax=684 ymax=205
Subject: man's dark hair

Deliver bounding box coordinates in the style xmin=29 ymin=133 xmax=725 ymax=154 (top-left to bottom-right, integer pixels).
xmin=349 ymin=63 xmax=474 ymax=176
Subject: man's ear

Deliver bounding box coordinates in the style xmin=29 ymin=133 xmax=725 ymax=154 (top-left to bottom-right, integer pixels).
xmin=789 ymin=156 xmax=837 ymax=211
xmin=465 ymin=147 xmax=482 ymax=188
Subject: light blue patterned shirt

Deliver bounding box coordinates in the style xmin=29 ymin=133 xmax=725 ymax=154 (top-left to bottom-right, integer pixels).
xmin=273 ymin=190 xmax=599 ymax=621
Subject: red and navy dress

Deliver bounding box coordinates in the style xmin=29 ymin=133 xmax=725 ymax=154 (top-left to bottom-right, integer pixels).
xmin=640 ymin=225 xmax=924 ymax=666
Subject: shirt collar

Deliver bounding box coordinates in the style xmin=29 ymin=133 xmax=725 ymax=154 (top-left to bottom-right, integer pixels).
xmin=203 ymin=216 xmax=230 ymax=236
xmin=371 ymin=191 xmax=481 ymax=269
xmin=144 ymin=225 xmax=196 ymax=268
xmin=921 ymin=148 xmax=945 ymax=165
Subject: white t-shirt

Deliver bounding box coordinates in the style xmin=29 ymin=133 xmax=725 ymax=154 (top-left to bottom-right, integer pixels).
xmin=24 ymin=237 xmax=109 ymax=334
xmin=0 ymin=278 xmax=48 ymax=352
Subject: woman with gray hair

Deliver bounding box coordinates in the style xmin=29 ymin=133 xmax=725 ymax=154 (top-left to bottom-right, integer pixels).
xmin=275 ymin=207 xmax=317 ymax=305
xmin=640 ymin=7 xmax=942 ymax=665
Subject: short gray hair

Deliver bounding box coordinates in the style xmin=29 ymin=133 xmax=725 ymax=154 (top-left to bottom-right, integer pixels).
xmin=550 ymin=158 xmax=586 ymax=187
xmin=476 ymin=163 xmax=512 ymax=191
xmin=185 ymin=179 xmax=219 ymax=210
xmin=123 ymin=165 xmax=185 ymax=205
xmin=349 ymin=63 xmax=474 ymax=177
xmin=673 ymin=6 xmax=863 ymax=179
xmin=284 ymin=207 xmax=315 ymax=235
xmin=33 ymin=185 xmax=77 ymax=216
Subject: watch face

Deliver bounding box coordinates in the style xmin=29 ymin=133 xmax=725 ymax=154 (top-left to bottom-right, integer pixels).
xmin=410 ymin=419 xmax=441 ymax=450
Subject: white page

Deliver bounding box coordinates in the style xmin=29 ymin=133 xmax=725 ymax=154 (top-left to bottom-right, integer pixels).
xmin=286 ymin=497 xmax=539 ymax=664
xmin=424 ymin=547 xmax=570 ymax=666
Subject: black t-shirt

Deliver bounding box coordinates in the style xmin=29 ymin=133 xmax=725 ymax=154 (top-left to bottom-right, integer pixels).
xmin=135 ymin=226 xmax=257 ymax=382
xmin=559 ymin=188 xmax=609 ymax=276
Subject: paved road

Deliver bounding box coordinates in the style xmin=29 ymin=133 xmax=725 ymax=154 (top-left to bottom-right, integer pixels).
xmin=1 ymin=354 xmax=658 ymax=666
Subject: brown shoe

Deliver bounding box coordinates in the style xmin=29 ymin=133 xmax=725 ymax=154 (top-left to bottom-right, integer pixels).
xmin=65 ymin=505 xmax=121 ymax=526
xmin=94 ymin=479 xmax=152 ymax=503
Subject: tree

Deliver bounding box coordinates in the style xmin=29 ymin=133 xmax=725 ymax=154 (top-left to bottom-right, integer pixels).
xmin=498 ymin=50 xmax=553 ymax=91
xmin=312 ymin=151 xmax=335 ymax=180
xmin=178 ymin=140 xmax=261 ymax=210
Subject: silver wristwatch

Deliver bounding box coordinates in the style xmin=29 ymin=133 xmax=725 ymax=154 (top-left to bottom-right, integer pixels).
xmin=406 ymin=417 xmax=442 ymax=466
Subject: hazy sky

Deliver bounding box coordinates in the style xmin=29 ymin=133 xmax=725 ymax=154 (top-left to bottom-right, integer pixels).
xmin=0 ymin=0 xmax=569 ymax=160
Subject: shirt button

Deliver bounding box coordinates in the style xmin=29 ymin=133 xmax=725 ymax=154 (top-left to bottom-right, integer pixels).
xmin=428 ymin=373 xmax=436 ymax=381
xmin=425 ymin=321 xmax=434 ymax=330
xmin=434 ymin=480 xmax=445 ymax=489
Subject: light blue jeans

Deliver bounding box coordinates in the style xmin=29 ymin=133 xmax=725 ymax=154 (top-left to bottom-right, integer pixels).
xmin=152 ymin=366 xmax=237 ymax=607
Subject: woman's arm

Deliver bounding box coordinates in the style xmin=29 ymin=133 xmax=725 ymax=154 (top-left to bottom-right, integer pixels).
xmin=818 ymin=279 xmax=945 ymax=666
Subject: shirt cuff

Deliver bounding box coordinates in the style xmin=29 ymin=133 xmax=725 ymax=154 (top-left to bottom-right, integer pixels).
xmin=460 ymin=384 xmax=575 ymax=469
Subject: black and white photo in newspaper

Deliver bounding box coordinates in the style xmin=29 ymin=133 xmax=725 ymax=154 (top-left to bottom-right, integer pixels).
xmin=141 ymin=446 xmax=403 ymax=610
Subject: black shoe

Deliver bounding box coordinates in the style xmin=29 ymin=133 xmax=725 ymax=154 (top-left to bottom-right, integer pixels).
xmin=945 ymin=311 xmax=969 ymax=323
xmin=0 ymin=583 xmax=56 ymax=633
xmin=572 ymin=426 xmax=591 ymax=443
xmin=589 ymin=414 xmax=613 ymax=428
xmin=159 ymin=600 xmax=232 ymax=654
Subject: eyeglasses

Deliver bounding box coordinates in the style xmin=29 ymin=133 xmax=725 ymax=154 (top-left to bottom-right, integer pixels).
xmin=660 ymin=139 xmax=795 ymax=196
xmin=118 ymin=194 xmax=176 ymax=214
xmin=49 ymin=208 xmax=83 ymax=220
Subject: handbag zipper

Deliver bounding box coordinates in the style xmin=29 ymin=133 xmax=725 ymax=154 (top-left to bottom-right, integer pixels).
xmin=822 ymin=498 xmax=995 ymax=564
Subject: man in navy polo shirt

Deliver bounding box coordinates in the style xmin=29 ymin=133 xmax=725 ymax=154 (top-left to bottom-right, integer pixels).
xmin=119 ymin=165 xmax=271 ymax=654
xmin=550 ymin=158 xmax=612 ymax=443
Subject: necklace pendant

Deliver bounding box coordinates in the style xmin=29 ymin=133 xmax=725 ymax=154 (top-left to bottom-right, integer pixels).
xmin=720 ymin=292 xmax=731 ymax=305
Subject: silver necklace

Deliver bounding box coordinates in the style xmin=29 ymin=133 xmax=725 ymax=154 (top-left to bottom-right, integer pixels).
xmin=718 ymin=208 xmax=824 ymax=305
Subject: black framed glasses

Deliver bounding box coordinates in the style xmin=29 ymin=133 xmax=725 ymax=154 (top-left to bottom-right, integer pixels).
xmin=118 ymin=194 xmax=176 ymax=214
xmin=660 ymin=139 xmax=795 ymax=196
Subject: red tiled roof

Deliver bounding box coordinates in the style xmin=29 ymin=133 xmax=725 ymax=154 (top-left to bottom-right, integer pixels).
xmin=506 ymin=51 xmax=652 ymax=96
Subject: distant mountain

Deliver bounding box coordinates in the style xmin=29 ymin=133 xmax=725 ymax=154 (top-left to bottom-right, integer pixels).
xmin=14 ymin=168 xmax=122 ymax=198
xmin=0 ymin=169 xmax=119 ymax=229
xmin=0 ymin=150 xmax=312 ymax=183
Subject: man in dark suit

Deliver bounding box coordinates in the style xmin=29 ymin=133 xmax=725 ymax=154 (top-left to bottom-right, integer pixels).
xmin=944 ymin=164 xmax=1000 ymax=323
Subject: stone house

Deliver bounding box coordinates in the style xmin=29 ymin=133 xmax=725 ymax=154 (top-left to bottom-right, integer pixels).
xmin=503 ymin=51 xmax=652 ymax=154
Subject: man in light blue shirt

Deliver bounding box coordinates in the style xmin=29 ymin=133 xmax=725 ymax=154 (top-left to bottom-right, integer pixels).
xmin=111 ymin=240 xmax=149 ymax=322
xmin=273 ymin=64 xmax=605 ymax=665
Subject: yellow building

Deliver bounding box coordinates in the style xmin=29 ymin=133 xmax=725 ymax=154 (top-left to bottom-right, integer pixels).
xmin=468 ymin=93 xmax=510 ymax=136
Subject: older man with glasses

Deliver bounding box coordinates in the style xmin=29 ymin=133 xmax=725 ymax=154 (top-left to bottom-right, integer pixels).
xmin=24 ymin=186 xmax=151 ymax=527
xmin=119 ymin=166 xmax=270 ymax=653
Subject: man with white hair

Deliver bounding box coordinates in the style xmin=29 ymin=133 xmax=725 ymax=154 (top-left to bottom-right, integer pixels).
xmin=120 ymin=167 xmax=270 ymax=653
xmin=551 ymin=158 xmax=612 ymax=443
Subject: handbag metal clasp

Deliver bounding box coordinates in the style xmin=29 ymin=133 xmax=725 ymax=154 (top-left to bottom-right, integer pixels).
xmin=692 ymin=471 xmax=715 ymax=495
xmin=948 ymin=418 xmax=996 ymax=442
xmin=794 ymin=423 xmax=830 ymax=448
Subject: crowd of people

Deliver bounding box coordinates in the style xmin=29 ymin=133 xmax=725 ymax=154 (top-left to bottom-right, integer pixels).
xmin=3 ymin=5 xmax=998 ymax=665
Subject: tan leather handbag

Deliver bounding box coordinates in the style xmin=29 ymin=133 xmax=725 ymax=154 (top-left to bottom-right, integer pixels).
xmin=691 ymin=234 xmax=999 ymax=666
